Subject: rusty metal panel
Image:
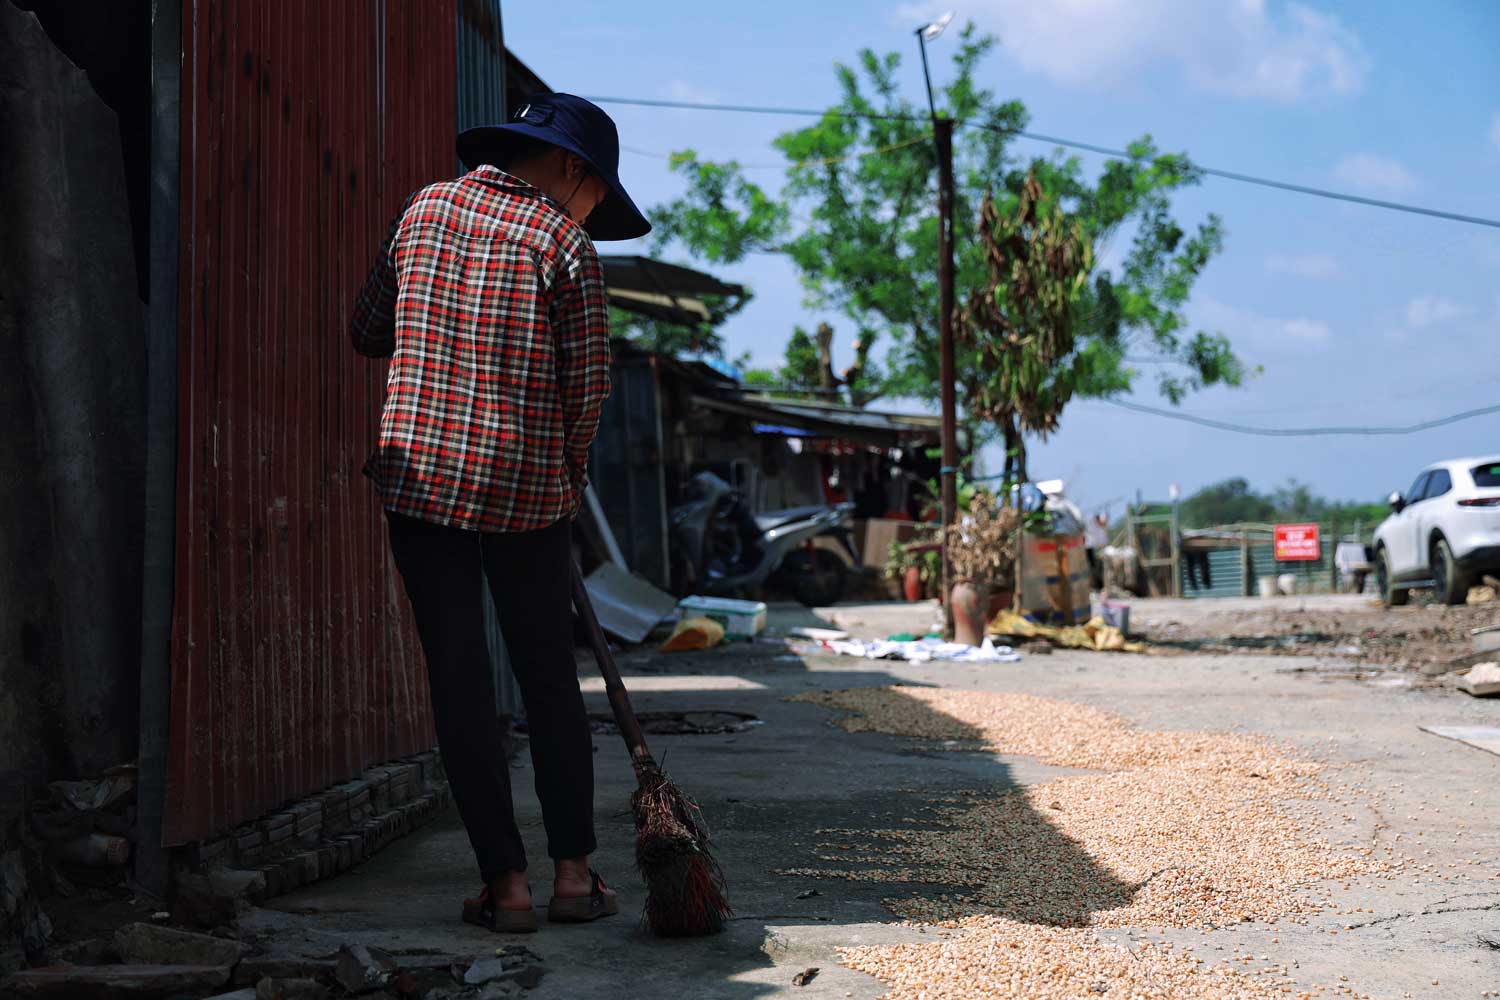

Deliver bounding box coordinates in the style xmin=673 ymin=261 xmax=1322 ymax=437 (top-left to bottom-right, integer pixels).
xmin=165 ymin=0 xmax=455 ymax=845
xmin=457 ymin=0 xmax=505 ymax=133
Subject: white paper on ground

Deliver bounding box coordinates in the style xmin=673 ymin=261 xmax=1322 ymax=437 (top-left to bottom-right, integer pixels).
xmin=819 ymin=636 xmax=1021 ymax=664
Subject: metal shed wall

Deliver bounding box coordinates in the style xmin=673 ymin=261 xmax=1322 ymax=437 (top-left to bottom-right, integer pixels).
xmin=165 ymin=0 xmax=456 ymax=845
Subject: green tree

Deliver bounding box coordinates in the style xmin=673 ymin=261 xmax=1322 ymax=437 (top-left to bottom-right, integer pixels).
xmin=1173 ymin=478 xmax=1388 ymax=532
xmin=1178 ymin=478 xmax=1277 ymax=527
xmin=741 ymin=322 xmax=884 ymax=405
xmin=650 ymin=26 xmax=1249 ymax=457
xmin=962 ymin=173 xmax=1093 ymax=480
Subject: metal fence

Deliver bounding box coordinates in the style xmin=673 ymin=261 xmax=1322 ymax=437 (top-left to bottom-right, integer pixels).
xmin=163 ymin=0 xmax=458 ymax=845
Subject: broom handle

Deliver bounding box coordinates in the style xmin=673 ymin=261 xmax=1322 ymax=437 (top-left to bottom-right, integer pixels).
xmin=570 ymin=561 xmax=654 ymax=765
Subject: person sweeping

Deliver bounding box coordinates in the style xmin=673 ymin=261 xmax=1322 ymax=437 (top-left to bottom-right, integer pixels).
xmin=349 ymin=93 xmax=649 ymax=933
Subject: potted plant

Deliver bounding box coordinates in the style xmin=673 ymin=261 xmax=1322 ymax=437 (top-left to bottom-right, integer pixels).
xmin=884 ymin=536 xmax=943 ymax=602
xmin=884 ymin=540 xmax=925 ymax=602
xmin=944 ymin=492 xmax=1020 ymax=645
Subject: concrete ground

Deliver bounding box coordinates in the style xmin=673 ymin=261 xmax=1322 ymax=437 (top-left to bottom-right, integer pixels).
xmin=244 ymin=599 xmax=1500 ymax=999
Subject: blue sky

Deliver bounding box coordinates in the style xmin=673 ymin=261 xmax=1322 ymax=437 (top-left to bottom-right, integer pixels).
xmin=504 ymin=1 xmax=1499 ymax=516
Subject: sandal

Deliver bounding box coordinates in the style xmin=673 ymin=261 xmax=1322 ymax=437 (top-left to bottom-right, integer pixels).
xmin=546 ymin=868 xmax=620 ymax=923
xmin=462 ymin=885 xmax=539 ymax=934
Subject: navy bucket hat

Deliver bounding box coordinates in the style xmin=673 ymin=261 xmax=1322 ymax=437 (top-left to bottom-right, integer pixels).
xmin=456 ymin=93 xmax=650 ymax=242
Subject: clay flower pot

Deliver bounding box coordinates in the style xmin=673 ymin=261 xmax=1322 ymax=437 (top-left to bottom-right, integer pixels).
xmin=902 ymin=566 xmax=924 ymax=602
xmin=950 ymin=579 xmax=990 ymax=647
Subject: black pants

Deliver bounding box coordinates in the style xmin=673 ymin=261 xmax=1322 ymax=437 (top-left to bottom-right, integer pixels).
xmin=386 ymin=511 xmax=595 ymax=883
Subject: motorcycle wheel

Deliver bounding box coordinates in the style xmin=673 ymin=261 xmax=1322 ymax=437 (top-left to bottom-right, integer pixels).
xmin=782 ymin=549 xmax=848 ymax=607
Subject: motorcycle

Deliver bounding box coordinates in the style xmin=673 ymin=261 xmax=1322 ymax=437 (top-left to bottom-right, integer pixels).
xmin=670 ymin=471 xmax=855 ymax=607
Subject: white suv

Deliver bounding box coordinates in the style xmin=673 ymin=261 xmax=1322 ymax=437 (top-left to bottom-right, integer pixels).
xmin=1373 ymin=456 xmax=1500 ymax=606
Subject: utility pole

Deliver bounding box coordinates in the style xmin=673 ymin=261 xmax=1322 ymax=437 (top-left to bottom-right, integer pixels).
xmin=916 ymin=12 xmax=959 ymax=633
xmin=935 ymin=117 xmax=958 ymax=629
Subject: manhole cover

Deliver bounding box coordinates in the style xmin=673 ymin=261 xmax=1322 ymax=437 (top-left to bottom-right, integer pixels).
xmin=588 ymin=710 xmax=761 ymax=736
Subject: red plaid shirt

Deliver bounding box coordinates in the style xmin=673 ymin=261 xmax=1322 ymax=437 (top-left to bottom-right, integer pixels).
xmin=351 ymin=166 xmax=611 ymax=533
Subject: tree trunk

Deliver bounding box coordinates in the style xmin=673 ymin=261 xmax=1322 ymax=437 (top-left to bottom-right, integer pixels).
xmin=1001 ymin=417 xmax=1029 ymax=485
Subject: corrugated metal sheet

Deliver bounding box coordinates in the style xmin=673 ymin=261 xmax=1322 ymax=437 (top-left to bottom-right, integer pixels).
xmin=456 ymin=0 xmax=505 ymax=132
xmin=1180 ymin=542 xmax=1337 ymax=599
xmin=165 ymin=0 xmax=457 ymax=845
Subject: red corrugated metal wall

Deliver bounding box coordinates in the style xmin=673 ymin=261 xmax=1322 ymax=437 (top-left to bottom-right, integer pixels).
xmin=165 ymin=0 xmax=455 ymax=845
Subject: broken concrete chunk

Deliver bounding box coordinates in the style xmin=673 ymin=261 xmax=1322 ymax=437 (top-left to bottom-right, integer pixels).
xmin=0 ymin=963 xmax=232 ymax=997
xmin=1460 ymin=661 xmax=1500 ymax=697
xmin=114 ymin=921 xmax=246 ymax=968
xmin=463 ymin=957 xmax=508 ymax=985
xmin=334 ymin=943 xmax=399 ymax=994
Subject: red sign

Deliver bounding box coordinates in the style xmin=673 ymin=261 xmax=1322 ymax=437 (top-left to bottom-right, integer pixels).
xmin=1274 ymin=523 xmax=1321 ymax=562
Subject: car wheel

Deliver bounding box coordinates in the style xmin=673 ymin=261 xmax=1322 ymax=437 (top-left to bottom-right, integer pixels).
xmin=1377 ymin=548 xmax=1407 ymax=607
xmin=1431 ymin=538 xmax=1468 ymax=606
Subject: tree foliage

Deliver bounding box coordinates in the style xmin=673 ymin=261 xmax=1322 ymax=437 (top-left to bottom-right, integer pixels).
xmin=741 ymin=322 xmax=883 ymax=406
xmin=649 ymin=25 xmax=1251 ymax=456
xmin=962 ymin=173 xmax=1093 ymax=479
xmin=1169 ymin=478 xmax=1388 ymax=530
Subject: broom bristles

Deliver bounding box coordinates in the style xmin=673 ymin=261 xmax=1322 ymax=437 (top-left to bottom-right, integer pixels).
xmin=632 ymin=764 xmax=731 ymax=937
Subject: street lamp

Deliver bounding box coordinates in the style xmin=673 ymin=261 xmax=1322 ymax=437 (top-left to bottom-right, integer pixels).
xmin=914 ymin=12 xmax=959 ymax=633
xmin=916 ymin=11 xmax=954 ymax=117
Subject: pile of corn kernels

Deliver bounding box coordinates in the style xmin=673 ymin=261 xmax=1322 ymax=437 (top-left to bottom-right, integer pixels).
xmin=785 ymin=686 xmax=1399 ymax=999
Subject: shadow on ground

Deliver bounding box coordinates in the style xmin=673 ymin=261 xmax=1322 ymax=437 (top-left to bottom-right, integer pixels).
xmin=241 ymin=644 xmax=1136 ymax=998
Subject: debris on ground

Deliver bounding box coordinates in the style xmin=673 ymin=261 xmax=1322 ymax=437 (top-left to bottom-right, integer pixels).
xmin=114 ymin=921 xmax=246 ymax=967
xmin=791 ymin=966 xmax=820 ymax=986
xmin=785 ymin=626 xmax=850 ymax=642
xmin=0 ymin=935 xmax=548 ymax=999
xmin=1139 ymin=601 xmax=1497 ymax=672
xmin=989 ymin=610 xmax=1145 ymax=653
xmin=659 ymin=616 xmax=725 ymax=652
xmin=1 ymin=962 xmax=234 ymax=997
xmin=334 ymin=942 xmax=398 ymax=993
xmin=1460 ymin=661 xmax=1500 ymax=697
xmin=804 ymin=636 xmax=1021 ymax=663
xmin=788 ymin=686 xmax=1406 ymax=999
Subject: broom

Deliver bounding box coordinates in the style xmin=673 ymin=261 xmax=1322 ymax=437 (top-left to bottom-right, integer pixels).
xmin=570 ymin=561 xmax=731 ymax=937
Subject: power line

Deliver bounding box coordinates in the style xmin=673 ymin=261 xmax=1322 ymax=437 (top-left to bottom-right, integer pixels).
xmin=1101 ymin=397 xmax=1500 ymax=437
xmin=586 ymin=94 xmax=1500 ymax=231
xmin=621 ymin=132 xmax=930 ymax=172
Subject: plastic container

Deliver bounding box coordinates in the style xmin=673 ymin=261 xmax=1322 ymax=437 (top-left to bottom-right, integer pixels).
xmin=1257 ymin=576 xmax=1278 ymax=599
xmin=675 ymin=596 xmax=767 ymax=638
xmin=1277 ymin=573 xmax=1298 ymax=596
xmin=1092 ymin=600 xmax=1130 ymax=635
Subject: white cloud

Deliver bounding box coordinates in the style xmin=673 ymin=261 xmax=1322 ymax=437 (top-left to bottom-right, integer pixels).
xmin=1195 ymin=296 xmax=1331 ymax=348
xmin=664 ymin=79 xmax=719 ymax=104
xmin=1405 ymin=295 xmax=1472 ymax=329
xmin=896 ymin=0 xmax=1369 ymax=101
xmin=1333 ymin=153 xmax=1419 ymax=194
xmin=1490 ymin=112 xmax=1500 ymax=153
xmin=1283 ymin=318 xmax=1331 ymax=341
xmin=1266 ymin=253 xmax=1339 ymax=278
